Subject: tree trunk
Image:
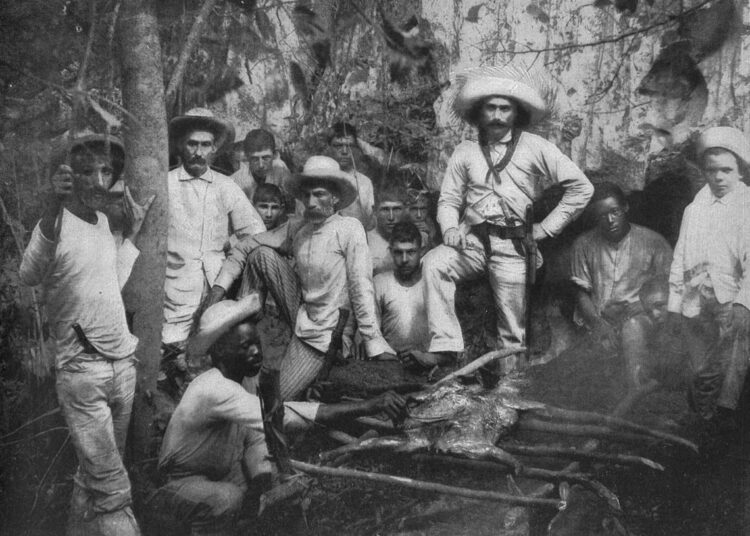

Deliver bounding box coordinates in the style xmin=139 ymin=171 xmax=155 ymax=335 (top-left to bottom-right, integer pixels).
xmin=116 ymin=0 xmax=168 ymax=461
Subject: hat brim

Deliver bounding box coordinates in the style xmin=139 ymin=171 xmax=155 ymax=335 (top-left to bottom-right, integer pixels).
xmin=186 ymin=295 xmax=262 ymax=360
xmin=288 ymin=171 xmax=359 ymax=211
xmin=452 ymin=77 xmax=548 ymax=125
xmin=169 ymin=115 xmax=235 ymax=154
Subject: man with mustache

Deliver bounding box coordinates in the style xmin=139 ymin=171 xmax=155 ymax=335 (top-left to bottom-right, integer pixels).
xmin=206 ymin=156 xmax=394 ymax=399
xmin=20 ymin=132 xmax=154 ymax=535
xmin=570 ymin=182 xmax=672 ymax=389
xmin=162 ymin=109 xmax=265 ymax=386
xmin=422 ymin=65 xmax=593 ymax=367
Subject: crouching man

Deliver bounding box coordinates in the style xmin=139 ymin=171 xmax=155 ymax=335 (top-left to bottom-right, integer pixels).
xmin=19 ymin=132 xmax=154 ymax=535
xmin=148 ymin=294 xmax=407 ymax=535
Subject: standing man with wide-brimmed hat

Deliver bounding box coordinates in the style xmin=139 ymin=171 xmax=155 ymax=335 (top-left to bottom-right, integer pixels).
xmin=20 ymin=132 xmax=154 ymax=535
xmin=422 ymin=64 xmax=593 ymax=366
xmin=207 ymin=155 xmax=394 ymax=399
xmin=667 ymin=126 xmax=750 ymax=445
xmin=162 ymin=108 xmax=265 ymax=383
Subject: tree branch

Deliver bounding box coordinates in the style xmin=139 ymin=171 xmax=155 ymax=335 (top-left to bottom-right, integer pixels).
xmin=510 ymin=0 xmax=713 ymax=55
xmin=165 ymin=0 xmax=220 ymax=106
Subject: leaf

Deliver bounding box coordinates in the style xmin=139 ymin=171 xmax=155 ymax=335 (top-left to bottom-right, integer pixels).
xmin=466 ymin=4 xmax=484 ymax=23
xmin=526 ymin=4 xmax=550 ymax=23
xmin=255 ymin=9 xmax=275 ymax=41
xmin=87 ymin=96 xmax=121 ymax=130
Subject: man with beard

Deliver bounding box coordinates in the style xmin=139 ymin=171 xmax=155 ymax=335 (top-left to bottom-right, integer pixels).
xmin=206 ymin=156 xmax=394 ymax=399
xmin=373 ymin=222 xmax=445 ymax=370
xmin=20 ymin=132 xmax=154 ymax=535
xmin=328 ymin=122 xmax=376 ymax=230
xmin=570 ymin=182 xmax=672 ymax=389
xmin=368 ymin=184 xmax=407 ymax=275
xmin=422 ymin=65 xmax=593 ymax=365
xmin=163 ymin=108 xmax=265 ymax=373
xmin=148 ymin=294 xmax=407 ymax=535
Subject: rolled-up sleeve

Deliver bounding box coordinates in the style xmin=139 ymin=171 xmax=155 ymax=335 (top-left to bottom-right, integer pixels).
xmin=19 ymin=223 xmax=57 ymax=287
xmin=569 ymin=236 xmax=593 ymax=292
xmin=342 ymin=225 xmax=394 ymax=357
xmin=534 ymin=141 xmax=593 ymax=236
xmin=436 ymin=148 xmax=468 ymax=234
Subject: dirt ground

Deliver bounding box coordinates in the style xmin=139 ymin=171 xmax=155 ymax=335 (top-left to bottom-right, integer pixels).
xmin=2 ymin=303 xmax=748 ymax=535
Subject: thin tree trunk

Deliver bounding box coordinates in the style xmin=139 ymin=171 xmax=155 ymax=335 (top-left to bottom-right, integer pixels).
xmin=116 ymin=0 xmax=169 ymax=460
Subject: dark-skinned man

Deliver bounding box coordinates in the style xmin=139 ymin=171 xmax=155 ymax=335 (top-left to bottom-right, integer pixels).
xmin=148 ymin=295 xmax=407 ymax=535
xmin=422 ymin=65 xmax=593 ymax=366
xmin=20 ymin=132 xmax=154 ymax=535
xmin=368 ymin=183 xmax=407 ymax=275
xmin=667 ymin=126 xmax=750 ymax=441
xmin=570 ymin=182 xmax=672 ymax=390
xmin=206 ymin=156 xmax=395 ymax=400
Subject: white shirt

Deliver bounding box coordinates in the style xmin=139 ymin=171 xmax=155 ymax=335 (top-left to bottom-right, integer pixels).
xmin=374 ymin=271 xmax=430 ymax=353
xmin=163 ymin=166 xmax=265 ymax=344
xmin=19 ymin=210 xmax=139 ymax=369
xmin=668 ymin=183 xmax=750 ymax=317
xmin=367 ymin=229 xmax=394 ymax=276
xmin=339 ymin=170 xmax=376 ymax=231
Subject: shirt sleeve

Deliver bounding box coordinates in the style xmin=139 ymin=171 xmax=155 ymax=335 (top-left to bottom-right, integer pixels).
xmin=532 ymin=138 xmax=594 ymax=236
xmin=734 ymin=205 xmax=750 ymax=311
xmin=227 ymin=181 xmax=266 ymax=238
xmin=115 ymin=238 xmax=140 ymax=290
xmin=569 ymin=235 xmax=593 ymax=292
xmin=342 ymin=223 xmax=395 ymax=357
xmin=19 ymin=222 xmax=57 ymax=287
xmin=668 ymin=208 xmax=690 ymax=313
xmin=436 ymin=146 xmax=469 ymax=233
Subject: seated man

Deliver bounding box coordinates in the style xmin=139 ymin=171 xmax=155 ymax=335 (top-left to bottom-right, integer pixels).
xmin=667 ymin=126 xmax=750 ymax=436
xmin=149 ymin=295 xmax=407 ymax=535
xmin=327 ymin=122 xmax=376 ymax=230
xmin=570 ymin=182 xmax=672 ymax=389
xmin=253 ymin=183 xmax=287 ymax=231
xmin=368 ymin=184 xmax=406 ymax=275
xmin=208 ymin=156 xmax=395 ymax=400
xmin=374 ymin=222 xmax=451 ymax=369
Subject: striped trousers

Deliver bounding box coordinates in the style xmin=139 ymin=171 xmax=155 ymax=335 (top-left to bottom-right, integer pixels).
xmin=240 ymin=246 xmax=325 ymax=401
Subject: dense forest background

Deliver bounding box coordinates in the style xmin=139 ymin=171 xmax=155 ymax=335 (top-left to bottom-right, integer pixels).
xmin=1 ymin=0 xmax=749 ymax=533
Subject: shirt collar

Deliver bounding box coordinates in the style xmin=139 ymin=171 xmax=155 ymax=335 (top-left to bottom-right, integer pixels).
xmin=178 ymin=165 xmax=214 ymax=183
xmin=707 ymin=183 xmax=747 ymax=205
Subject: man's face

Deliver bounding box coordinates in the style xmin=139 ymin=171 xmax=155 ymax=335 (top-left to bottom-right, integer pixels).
xmin=390 ymin=240 xmax=422 ymax=280
xmin=255 ymin=199 xmax=284 ymax=230
xmin=478 ymin=97 xmax=517 ymax=134
xmin=181 ymin=130 xmax=216 ymax=177
xmin=247 ymin=149 xmax=274 ymax=181
xmin=642 ymin=290 xmax=668 ymax=326
xmin=72 ymin=153 xmax=116 ymax=211
xmin=592 ymin=196 xmax=629 ymax=243
xmin=408 ymin=198 xmax=429 ymax=230
xmin=222 ymin=322 xmax=263 ymax=379
xmin=329 ymin=135 xmax=357 ymax=171
xmin=376 ymin=201 xmax=405 ymax=237
xmin=303 ymin=186 xmax=338 ymax=223
xmin=703 ymin=151 xmax=742 ymax=199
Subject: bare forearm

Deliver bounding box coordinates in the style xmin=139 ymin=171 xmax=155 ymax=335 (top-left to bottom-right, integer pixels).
xmin=315 ymin=399 xmax=378 ymax=423
xmin=575 ymin=290 xmax=601 ymax=326
xmin=38 ymin=196 xmax=63 ymax=241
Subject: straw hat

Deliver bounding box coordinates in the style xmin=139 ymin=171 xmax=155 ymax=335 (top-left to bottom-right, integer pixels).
xmin=695 ymin=126 xmax=750 ymax=167
xmin=288 ymin=155 xmax=359 ymax=210
xmin=451 ymin=64 xmax=552 ymax=125
xmin=169 ymin=107 xmax=235 ymax=154
xmin=186 ymin=294 xmax=262 ymax=360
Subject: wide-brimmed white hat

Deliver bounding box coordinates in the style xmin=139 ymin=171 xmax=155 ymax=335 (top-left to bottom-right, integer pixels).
xmin=169 ymin=107 xmax=235 ymax=154
xmin=288 ymin=155 xmax=359 ymax=210
xmin=451 ymin=64 xmax=552 ymax=125
xmin=186 ymin=294 xmax=262 ymax=360
xmin=695 ymin=126 xmax=750 ymax=167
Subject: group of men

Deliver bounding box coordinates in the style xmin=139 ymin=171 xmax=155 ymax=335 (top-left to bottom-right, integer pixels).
xmin=19 ymin=63 xmax=750 ymax=535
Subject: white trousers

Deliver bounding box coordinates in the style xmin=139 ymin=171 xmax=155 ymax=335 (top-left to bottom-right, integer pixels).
xmin=423 ymin=236 xmax=527 ymax=353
